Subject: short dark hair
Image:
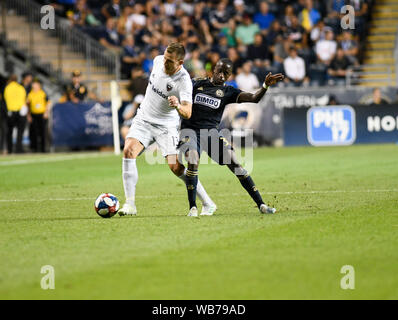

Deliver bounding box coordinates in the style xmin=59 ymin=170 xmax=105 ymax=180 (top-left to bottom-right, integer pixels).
xmin=22 ymin=72 xmax=32 ymax=79
xmin=166 ymin=42 xmax=186 ymax=60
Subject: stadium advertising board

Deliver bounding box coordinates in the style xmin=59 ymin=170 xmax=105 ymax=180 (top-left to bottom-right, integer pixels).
xmin=242 ymin=87 xmax=397 ymax=143
xmin=307 ymin=106 xmax=356 ymax=146
xmin=52 ymin=101 xmax=113 ymax=147
xmin=283 ymin=104 xmax=398 ymax=146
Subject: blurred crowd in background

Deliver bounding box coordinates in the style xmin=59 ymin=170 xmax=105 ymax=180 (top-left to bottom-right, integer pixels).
xmin=34 ymin=0 xmax=372 ymax=90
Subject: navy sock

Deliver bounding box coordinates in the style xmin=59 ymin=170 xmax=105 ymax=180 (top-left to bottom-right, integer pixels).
xmin=185 ymin=169 xmax=198 ymax=209
xmin=238 ymin=174 xmax=264 ymax=208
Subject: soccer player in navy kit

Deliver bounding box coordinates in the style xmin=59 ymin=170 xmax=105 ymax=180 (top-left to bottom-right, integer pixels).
xmin=169 ymin=58 xmax=284 ymax=216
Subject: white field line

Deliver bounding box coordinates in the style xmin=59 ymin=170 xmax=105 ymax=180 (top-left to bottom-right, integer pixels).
xmin=0 ymin=152 xmax=115 ymax=166
xmin=1 ymin=189 xmax=397 ymax=202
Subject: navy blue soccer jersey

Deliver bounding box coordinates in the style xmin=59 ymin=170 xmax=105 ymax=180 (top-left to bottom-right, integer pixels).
xmin=181 ymin=78 xmax=242 ymax=130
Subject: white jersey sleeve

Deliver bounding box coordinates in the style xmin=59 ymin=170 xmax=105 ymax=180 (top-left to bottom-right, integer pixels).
xmin=135 ymin=55 xmax=193 ymax=126
xmin=177 ymin=74 xmax=193 ymax=104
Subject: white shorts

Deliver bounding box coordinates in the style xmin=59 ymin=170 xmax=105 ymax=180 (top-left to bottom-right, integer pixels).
xmin=126 ymin=117 xmax=179 ymax=157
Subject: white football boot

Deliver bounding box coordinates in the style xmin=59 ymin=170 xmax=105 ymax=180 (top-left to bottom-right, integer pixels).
xmin=259 ymin=204 xmax=276 ymax=214
xmin=187 ymin=207 xmax=198 ymax=217
xmin=118 ymin=203 xmax=137 ymax=216
xmin=200 ymin=202 xmax=217 ymax=216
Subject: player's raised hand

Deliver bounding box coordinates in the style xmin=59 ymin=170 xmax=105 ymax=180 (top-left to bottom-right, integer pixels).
xmin=264 ymin=72 xmax=285 ymax=87
xmin=168 ymin=96 xmax=179 ymax=109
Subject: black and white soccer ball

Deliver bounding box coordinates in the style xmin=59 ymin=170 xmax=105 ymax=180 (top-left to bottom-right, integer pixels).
xmin=94 ymin=193 xmax=120 ymax=218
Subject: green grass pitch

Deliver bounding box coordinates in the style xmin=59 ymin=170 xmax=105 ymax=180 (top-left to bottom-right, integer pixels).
xmin=0 ymin=144 xmax=397 ymax=299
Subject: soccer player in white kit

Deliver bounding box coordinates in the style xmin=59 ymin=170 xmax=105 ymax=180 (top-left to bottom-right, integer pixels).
xmin=119 ymin=43 xmax=216 ymax=216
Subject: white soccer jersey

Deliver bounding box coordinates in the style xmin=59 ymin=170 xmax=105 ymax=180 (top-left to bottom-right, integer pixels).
xmin=135 ymin=55 xmax=192 ymax=126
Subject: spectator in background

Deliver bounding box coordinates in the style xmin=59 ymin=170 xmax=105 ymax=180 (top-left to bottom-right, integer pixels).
xmin=327 ymin=48 xmax=351 ymax=85
xmin=67 ymin=0 xmax=89 ymax=27
xmin=299 ymin=0 xmax=321 ymax=32
xmin=4 ymin=75 xmax=27 ymax=154
xmin=164 ymin=0 xmax=177 ymax=18
xmin=21 ymin=72 xmax=33 ymax=95
xmin=340 ymin=31 xmax=359 ymax=65
xmin=213 ymin=33 xmax=229 ymax=58
xmin=100 ymin=18 xmax=123 ymax=52
xmin=142 ymin=47 xmax=159 ymax=75
xmin=180 ymin=0 xmax=195 ymax=17
xmin=209 ymin=1 xmax=231 ymax=32
xmin=235 ymin=14 xmax=260 ymax=46
xmin=328 ymin=94 xmax=339 ymax=105
xmin=315 ymin=29 xmax=337 ymax=67
xmin=233 ymin=0 xmax=246 ymax=25
xmin=273 ymin=36 xmax=293 ymax=71
xmin=127 ymin=67 xmax=148 ymax=100
xmin=227 ymin=47 xmax=244 ymax=75
xmin=281 ymin=5 xmax=296 ymax=29
xmin=101 ymin=0 xmax=122 ymax=21
xmin=64 ymin=70 xmax=96 ymax=103
xmin=121 ymin=34 xmax=142 ymax=79
xmin=225 ymin=74 xmax=239 ymax=89
xmin=347 ymin=0 xmax=369 ymax=38
xmin=128 ymin=3 xmax=147 ymax=30
xmin=117 ymin=5 xmax=134 ymax=36
xmin=265 ymin=20 xmax=283 ymax=46
xmin=283 ymin=47 xmax=308 ymax=87
xmin=221 ymin=18 xmax=237 ymax=48
xmin=254 ymin=1 xmax=275 ymax=32
xmin=185 ymin=48 xmax=206 ymax=78
xmin=325 ymin=0 xmax=346 ymax=32
xmin=247 ymin=33 xmax=270 ymax=68
xmin=286 ymin=15 xmax=307 ymax=47
xmin=236 ymin=61 xmax=260 ymax=93
xmin=310 ymin=19 xmax=327 ymax=43
xmin=205 ymin=51 xmax=221 ymax=77
xmin=27 ymin=79 xmax=50 ymax=153
xmin=370 ymin=88 xmax=389 ymax=106
xmin=121 ymin=94 xmax=144 ymax=141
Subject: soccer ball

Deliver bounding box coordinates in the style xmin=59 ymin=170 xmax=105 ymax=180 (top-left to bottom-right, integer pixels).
xmin=94 ymin=193 xmax=120 ymax=218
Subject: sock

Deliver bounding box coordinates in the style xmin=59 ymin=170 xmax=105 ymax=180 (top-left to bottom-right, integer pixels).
xmin=185 ymin=169 xmax=198 ymax=209
xmin=122 ymin=158 xmax=138 ymax=206
xmin=238 ymin=174 xmax=264 ymax=208
xmin=179 ymin=168 xmax=213 ymax=206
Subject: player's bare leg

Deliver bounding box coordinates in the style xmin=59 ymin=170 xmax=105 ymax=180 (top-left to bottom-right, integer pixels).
xmin=226 ymin=150 xmax=276 ymax=214
xmin=119 ymin=137 xmax=144 ymax=216
xmin=167 ymin=154 xmax=216 ymax=216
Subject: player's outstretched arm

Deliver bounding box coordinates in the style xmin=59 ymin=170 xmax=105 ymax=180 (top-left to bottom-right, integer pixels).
xmin=237 ymin=72 xmax=284 ymax=103
xmin=168 ymin=96 xmax=192 ymax=119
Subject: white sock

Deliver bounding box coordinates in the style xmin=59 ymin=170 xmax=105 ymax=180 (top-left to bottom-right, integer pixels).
xmin=122 ymin=158 xmax=138 ymax=206
xmin=179 ymin=168 xmax=213 ymax=206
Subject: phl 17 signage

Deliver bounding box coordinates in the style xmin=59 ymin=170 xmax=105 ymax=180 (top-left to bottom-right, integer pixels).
xmin=307 ymin=106 xmax=356 ymax=146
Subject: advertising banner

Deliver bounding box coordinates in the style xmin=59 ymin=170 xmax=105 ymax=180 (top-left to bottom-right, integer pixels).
xmin=52 ymin=102 xmax=113 ymax=147
xmin=227 ymin=86 xmax=397 ymax=143
xmin=283 ymin=104 xmax=398 ymax=146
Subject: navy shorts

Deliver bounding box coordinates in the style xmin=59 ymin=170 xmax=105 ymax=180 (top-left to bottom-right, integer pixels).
xmin=178 ymin=127 xmax=233 ymax=165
